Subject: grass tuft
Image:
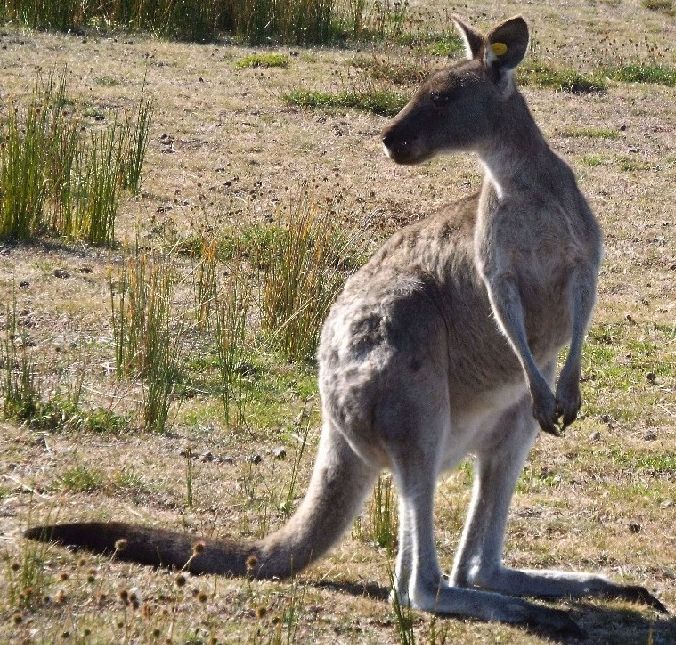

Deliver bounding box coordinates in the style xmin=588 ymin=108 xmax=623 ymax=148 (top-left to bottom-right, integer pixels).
xmin=354 ymin=474 xmax=398 ymax=556
xmin=518 ymin=62 xmax=607 ymax=93
xmin=236 ymin=53 xmax=290 ymax=69
xmin=110 ymin=250 xmax=180 ymax=433
xmin=215 ymin=265 xmax=251 ymax=427
xmin=120 ymin=96 xmax=153 ymax=195
xmin=259 ymin=194 xmax=356 ymax=361
xmin=59 ymin=464 xmax=104 ymax=493
xmin=0 ymin=69 xmax=152 ymax=246
xmin=606 ymin=63 xmax=676 ymax=86
xmin=1 ymin=301 xmax=40 ymax=422
xmin=581 ymin=154 xmax=605 ymax=167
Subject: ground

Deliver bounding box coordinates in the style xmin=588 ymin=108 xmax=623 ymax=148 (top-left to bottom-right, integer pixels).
xmin=0 ymin=0 xmax=675 ymax=643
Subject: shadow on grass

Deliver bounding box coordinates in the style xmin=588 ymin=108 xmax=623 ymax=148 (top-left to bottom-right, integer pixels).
xmin=312 ymin=577 xmax=390 ymax=601
xmin=311 ymin=579 xmax=674 ymax=642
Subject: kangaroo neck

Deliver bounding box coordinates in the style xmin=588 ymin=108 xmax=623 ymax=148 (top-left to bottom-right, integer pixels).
xmin=476 ymin=91 xmax=553 ymax=202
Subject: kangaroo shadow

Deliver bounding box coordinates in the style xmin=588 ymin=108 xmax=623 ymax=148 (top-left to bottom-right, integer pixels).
xmin=310 ymin=579 xmax=674 ymax=643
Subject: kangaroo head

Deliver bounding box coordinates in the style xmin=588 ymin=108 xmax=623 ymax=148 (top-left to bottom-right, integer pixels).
xmin=382 ymin=16 xmax=530 ymax=165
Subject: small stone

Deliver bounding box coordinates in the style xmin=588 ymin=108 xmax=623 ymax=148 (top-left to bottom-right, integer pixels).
xmin=246 ymin=454 xmax=262 ymax=464
xmin=659 ymin=499 xmax=672 ymax=508
xmin=589 ymin=431 xmax=601 ymax=442
xmin=628 ymin=522 xmax=641 ymax=534
xmin=53 ymin=268 xmax=70 ymax=279
xmin=646 ymin=372 xmax=656 ymax=384
xmin=273 ymin=447 xmax=287 ymax=460
xmin=643 ymin=430 xmax=657 ymax=441
xmin=19 ymin=280 xmax=29 ymax=288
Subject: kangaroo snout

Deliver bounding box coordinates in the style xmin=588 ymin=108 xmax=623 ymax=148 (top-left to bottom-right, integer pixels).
xmin=381 ymin=125 xmax=423 ymax=165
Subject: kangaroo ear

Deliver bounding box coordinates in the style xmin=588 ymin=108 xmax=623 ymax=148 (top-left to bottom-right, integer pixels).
xmin=452 ymin=15 xmax=485 ymax=61
xmin=485 ymin=16 xmax=529 ymax=70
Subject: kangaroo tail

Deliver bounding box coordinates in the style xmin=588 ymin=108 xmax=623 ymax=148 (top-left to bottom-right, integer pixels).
xmin=24 ymin=423 xmax=377 ymax=578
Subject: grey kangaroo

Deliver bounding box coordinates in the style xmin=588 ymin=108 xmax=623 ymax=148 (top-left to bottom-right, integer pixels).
xmin=26 ymin=15 xmax=666 ymax=636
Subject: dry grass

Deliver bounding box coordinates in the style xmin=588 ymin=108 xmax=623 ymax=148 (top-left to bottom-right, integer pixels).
xmin=0 ymin=1 xmax=675 ymax=643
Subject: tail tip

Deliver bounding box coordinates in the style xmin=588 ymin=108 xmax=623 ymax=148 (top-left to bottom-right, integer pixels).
xmin=24 ymin=525 xmax=51 ymax=541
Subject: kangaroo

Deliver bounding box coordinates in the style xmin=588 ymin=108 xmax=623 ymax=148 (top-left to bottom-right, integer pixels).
xmin=25 ymin=15 xmax=666 ymax=636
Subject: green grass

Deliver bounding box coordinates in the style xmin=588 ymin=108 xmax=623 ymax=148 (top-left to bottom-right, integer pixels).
xmin=179 ymin=348 xmax=318 ymax=432
xmin=113 ymin=468 xmax=149 ymax=495
xmin=176 ymin=224 xmax=286 ymax=263
xmin=0 ymin=87 xmax=51 ymax=240
xmin=17 ymin=397 xmax=128 ymax=433
xmin=59 ymin=464 xmax=104 ymax=493
xmin=423 ymin=32 xmax=464 ymax=57
xmin=283 ymin=88 xmax=408 ymax=116
xmin=236 ymin=53 xmax=290 ymax=69
xmin=75 ymin=125 xmax=123 ymax=246
xmin=518 ymin=62 xmax=607 ymax=93
xmin=581 ymin=320 xmax=674 ymax=424
xmin=581 ymin=154 xmax=605 ymax=167
xmin=609 ymin=448 xmax=676 ymax=474
xmin=605 ymin=63 xmax=676 ymax=87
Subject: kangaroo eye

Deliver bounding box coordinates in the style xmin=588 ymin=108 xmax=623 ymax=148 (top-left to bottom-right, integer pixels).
xmin=430 ymin=91 xmax=451 ymax=107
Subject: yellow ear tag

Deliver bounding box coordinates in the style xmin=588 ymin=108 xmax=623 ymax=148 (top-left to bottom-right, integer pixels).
xmin=491 ymin=42 xmax=508 ymax=56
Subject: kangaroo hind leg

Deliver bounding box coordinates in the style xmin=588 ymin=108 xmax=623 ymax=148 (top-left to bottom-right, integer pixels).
xmin=386 ymin=393 xmax=581 ymax=635
xmin=450 ymin=391 xmax=667 ymax=613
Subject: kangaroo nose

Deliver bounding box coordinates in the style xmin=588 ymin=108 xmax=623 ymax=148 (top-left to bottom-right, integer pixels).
xmin=382 ymin=131 xmax=408 ymax=150
xmin=382 ymin=131 xmax=395 ymax=148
